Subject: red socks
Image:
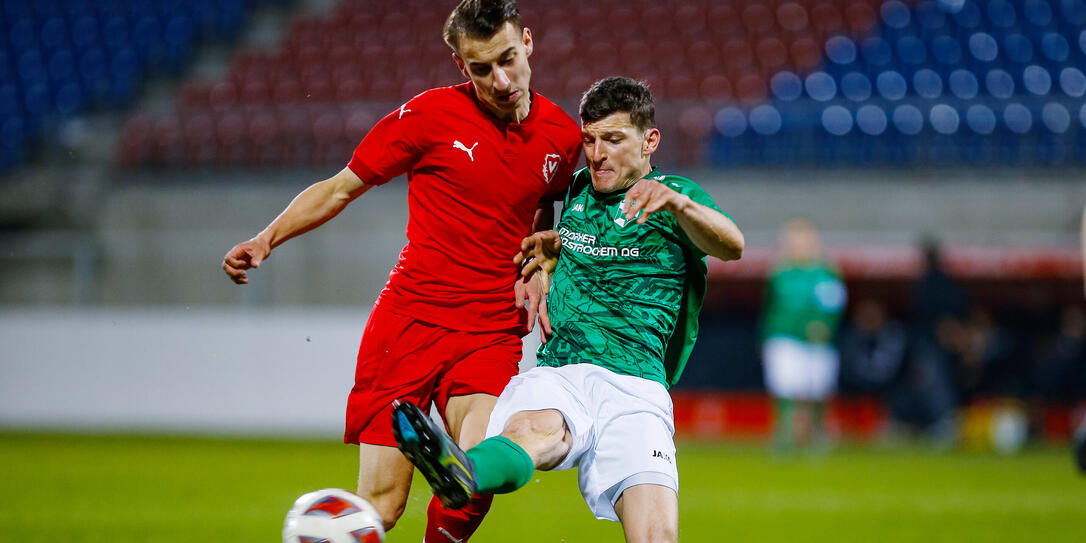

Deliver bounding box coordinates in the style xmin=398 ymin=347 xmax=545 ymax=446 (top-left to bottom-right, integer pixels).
xmin=424 ymin=493 xmax=493 ymax=542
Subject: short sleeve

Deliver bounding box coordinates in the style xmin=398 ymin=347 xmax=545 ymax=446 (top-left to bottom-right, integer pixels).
xmin=667 ymin=177 xmax=731 ymax=255
xmin=346 ymin=101 xmax=426 ymax=186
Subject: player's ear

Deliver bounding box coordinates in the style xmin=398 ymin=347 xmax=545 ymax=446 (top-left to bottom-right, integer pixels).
xmin=642 ymin=128 xmax=661 ymax=156
xmin=522 ymin=27 xmax=534 ymax=57
xmin=452 ymin=52 xmax=469 ymax=79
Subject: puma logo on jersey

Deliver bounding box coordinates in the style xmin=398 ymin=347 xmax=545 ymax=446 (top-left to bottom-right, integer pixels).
xmin=398 ymin=103 xmax=411 ymax=119
xmin=453 ymin=140 xmax=478 ymax=162
xmin=542 ymin=153 xmax=561 ymax=183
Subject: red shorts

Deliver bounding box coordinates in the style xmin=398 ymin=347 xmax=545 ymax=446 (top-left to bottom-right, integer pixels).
xmin=344 ymin=304 xmax=522 ymax=446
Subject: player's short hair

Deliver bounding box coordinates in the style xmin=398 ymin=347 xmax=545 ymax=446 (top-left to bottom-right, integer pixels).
xmin=443 ymin=0 xmax=522 ymax=52
xmin=579 ymin=77 xmax=657 ymax=131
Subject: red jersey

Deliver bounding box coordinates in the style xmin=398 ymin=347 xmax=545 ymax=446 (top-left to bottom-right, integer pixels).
xmin=347 ymin=83 xmax=582 ymax=332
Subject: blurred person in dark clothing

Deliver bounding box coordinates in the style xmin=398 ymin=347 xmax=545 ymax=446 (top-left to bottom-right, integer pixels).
xmin=839 ymin=298 xmax=907 ymax=397
xmin=889 ymin=318 xmax=961 ymax=445
xmin=1029 ymin=306 xmax=1086 ymax=404
xmin=954 ymin=308 xmax=1021 ymax=401
xmin=911 ymin=238 xmax=968 ymax=339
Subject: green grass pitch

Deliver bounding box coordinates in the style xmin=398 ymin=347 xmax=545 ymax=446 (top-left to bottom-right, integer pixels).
xmin=1 ymin=432 xmax=1083 ymax=542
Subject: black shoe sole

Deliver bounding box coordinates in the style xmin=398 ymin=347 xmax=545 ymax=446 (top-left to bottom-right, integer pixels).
xmin=391 ymin=401 xmax=475 ymax=509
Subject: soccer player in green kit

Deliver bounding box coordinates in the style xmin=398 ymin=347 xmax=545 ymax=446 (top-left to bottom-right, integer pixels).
xmin=760 ymin=218 xmax=847 ymax=452
xmin=392 ymin=77 xmax=743 ymax=542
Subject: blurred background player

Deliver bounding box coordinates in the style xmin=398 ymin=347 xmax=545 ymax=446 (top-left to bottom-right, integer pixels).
xmin=220 ymin=0 xmax=581 ymax=539
xmin=760 ymin=218 xmax=847 ymax=453
xmin=393 ymin=77 xmax=744 ymax=543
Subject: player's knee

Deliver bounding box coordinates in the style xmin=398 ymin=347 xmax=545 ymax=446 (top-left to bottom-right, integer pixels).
xmin=357 ymin=486 xmax=408 ymax=531
xmin=628 ymin=523 xmax=678 ymax=543
xmin=502 ymin=409 xmax=566 ymax=445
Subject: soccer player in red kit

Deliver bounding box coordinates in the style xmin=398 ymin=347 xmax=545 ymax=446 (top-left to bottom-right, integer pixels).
xmin=221 ymin=1 xmax=581 ymax=540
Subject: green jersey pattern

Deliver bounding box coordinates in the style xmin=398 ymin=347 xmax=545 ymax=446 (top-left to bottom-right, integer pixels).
xmin=537 ymin=167 xmax=729 ymax=388
xmin=760 ymin=261 xmax=847 ymax=345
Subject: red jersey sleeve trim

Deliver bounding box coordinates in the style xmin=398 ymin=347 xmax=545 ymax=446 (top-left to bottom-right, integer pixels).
xmin=346 ymin=154 xmax=388 ymax=187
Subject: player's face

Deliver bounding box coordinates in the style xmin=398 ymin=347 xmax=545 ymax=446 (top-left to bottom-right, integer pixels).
xmin=581 ymin=112 xmax=660 ymax=193
xmin=781 ymin=220 xmax=820 ymax=261
xmin=454 ymin=22 xmax=533 ymax=122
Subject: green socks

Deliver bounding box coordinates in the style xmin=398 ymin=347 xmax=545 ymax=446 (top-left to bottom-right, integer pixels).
xmin=774 ymin=397 xmax=795 ymax=451
xmin=466 ymin=436 xmax=535 ymax=494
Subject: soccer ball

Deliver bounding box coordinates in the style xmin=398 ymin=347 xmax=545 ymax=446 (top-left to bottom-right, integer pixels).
xmin=283 ymin=488 xmax=385 ymax=543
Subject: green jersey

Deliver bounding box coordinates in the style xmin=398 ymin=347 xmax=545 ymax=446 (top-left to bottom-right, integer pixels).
xmin=536 ymin=167 xmax=728 ymax=388
xmin=760 ymin=260 xmax=846 ymax=345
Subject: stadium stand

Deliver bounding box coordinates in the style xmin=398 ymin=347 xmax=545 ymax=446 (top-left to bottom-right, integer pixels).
xmin=0 ymin=0 xmax=283 ymax=174
xmin=109 ymin=0 xmax=1086 ymax=169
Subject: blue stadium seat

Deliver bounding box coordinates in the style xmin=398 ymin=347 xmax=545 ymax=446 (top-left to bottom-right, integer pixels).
xmin=948 ymin=68 xmax=980 ymax=99
xmin=857 ymin=103 xmax=889 ymax=136
xmin=876 ymin=70 xmax=908 ymax=100
xmin=1023 ymin=0 xmax=1053 ymax=27
xmin=985 ymin=68 xmax=1016 ymax=99
xmin=913 ymin=68 xmax=944 ymax=98
xmin=1060 ymin=67 xmax=1086 ymax=96
xmin=1004 ymin=34 xmax=1034 ymax=65
xmin=930 ymin=35 xmax=963 ymax=66
xmin=841 ymin=72 xmax=873 ymax=101
xmin=968 ymin=32 xmax=999 ymax=63
xmin=770 ymin=71 xmax=803 ymax=101
xmin=1023 ymin=64 xmax=1053 ymax=95
xmin=805 ymin=71 xmax=837 ymax=102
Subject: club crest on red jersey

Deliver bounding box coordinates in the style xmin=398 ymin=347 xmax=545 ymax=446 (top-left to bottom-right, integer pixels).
xmin=542 ymin=153 xmax=560 ymax=183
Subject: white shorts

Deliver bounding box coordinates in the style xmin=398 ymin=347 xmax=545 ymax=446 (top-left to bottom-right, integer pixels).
xmin=762 ymin=336 xmax=839 ymax=401
xmin=485 ymin=364 xmax=678 ymax=521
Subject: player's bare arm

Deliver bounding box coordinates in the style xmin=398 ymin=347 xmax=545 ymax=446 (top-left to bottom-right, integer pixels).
xmin=222 ymin=167 xmax=372 ymax=284
xmin=622 ymin=178 xmax=744 ymax=262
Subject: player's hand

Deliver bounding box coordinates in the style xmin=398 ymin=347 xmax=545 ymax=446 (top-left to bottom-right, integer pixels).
xmin=515 ymin=269 xmax=551 ymax=341
xmin=622 ymin=178 xmax=692 ymax=224
xmin=222 ymin=237 xmax=271 ymax=284
xmin=514 ymin=230 xmax=561 ymax=279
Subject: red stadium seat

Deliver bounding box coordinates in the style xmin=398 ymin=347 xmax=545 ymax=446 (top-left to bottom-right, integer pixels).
xmin=790 ymin=36 xmax=823 ymax=72
xmin=182 ymin=111 xmax=215 ymax=166
xmin=723 ymin=38 xmax=756 ymax=70
xmin=208 ymin=81 xmax=238 ymax=111
xmin=810 ymin=3 xmax=845 ymax=36
xmin=246 ymin=111 xmax=281 ymax=167
xmin=239 ymin=80 xmax=270 ymax=105
xmin=777 ymin=2 xmax=811 ymax=34
xmin=215 ymin=111 xmax=247 ymax=166
xmin=844 ymin=1 xmax=877 ymax=35
xmin=673 ymin=4 xmax=707 ymax=36
xmin=756 ymin=37 xmax=790 ymax=70
xmin=336 ymin=78 xmax=366 ymax=102
xmin=699 ymin=74 xmax=733 ymax=100
xmin=311 ymin=110 xmax=345 ymax=168
xmin=116 ymin=114 xmax=152 ymax=168
xmin=153 ymin=115 xmax=184 ymax=167
xmin=742 ymin=3 xmax=777 ymax=35
xmin=734 ymin=73 xmax=768 ymax=103
xmin=344 ymin=107 xmax=376 ymax=143
xmin=273 ymin=77 xmax=303 ymax=104
xmin=177 ymin=82 xmax=210 ymax=112
xmin=706 ymin=5 xmax=743 ymax=38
